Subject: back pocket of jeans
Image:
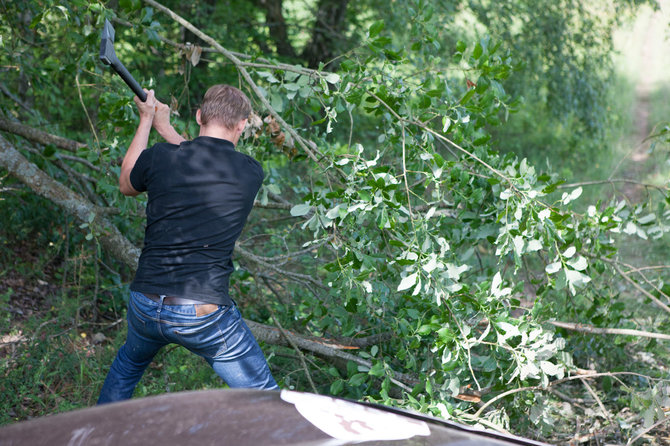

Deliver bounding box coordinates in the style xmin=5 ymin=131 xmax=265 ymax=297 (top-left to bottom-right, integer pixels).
xmin=172 ymin=316 xmax=228 ymax=358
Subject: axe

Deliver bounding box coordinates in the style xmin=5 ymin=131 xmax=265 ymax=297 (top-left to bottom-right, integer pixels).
xmin=99 ymin=19 xmax=147 ymax=102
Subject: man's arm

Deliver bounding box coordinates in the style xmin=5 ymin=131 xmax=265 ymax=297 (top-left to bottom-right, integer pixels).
xmin=119 ymin=89 xmax=156 ymax=196
xmin=154 ymin=101 xmax=186 ymax=145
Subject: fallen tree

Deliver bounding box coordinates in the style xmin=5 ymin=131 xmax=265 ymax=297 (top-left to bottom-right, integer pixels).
xmin=0 ymin=129 xmax=418 ymax=391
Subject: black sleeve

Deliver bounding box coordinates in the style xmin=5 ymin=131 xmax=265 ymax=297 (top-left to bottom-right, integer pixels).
xmin=129 ymin=146 xmax=155 ymax=192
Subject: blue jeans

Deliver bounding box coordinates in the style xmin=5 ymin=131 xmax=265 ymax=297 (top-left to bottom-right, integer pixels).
xmin=97 ymin=291 xmax=278 ymax=404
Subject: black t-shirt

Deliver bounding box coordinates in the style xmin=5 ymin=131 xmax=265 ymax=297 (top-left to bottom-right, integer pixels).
xmin=129 ymin=136 xmax=263 ymax=305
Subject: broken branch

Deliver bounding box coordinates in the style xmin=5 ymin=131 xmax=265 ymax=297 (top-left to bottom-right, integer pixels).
xmin=549 ymin=321 xmax=670 ymax=341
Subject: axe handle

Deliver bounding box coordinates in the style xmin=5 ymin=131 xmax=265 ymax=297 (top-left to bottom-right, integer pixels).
xmin=111 ymin=60 xmax=147 ymax=102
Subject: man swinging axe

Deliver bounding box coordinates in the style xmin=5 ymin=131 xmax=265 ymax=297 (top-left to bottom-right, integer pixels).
xmin=97 ymin=20 xmax=278 ymax=403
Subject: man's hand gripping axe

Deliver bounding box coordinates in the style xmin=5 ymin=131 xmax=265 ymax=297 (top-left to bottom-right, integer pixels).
xmin=99 ymin=19 xmax=147 ymax=102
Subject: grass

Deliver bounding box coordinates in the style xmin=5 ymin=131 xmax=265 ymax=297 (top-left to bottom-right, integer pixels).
xmin=0 ymin=193 xmax=227 ymax=426
xmin=0 ymin=319 xmax=227 ymax=425
xmin=0 ymin=275 xmax=232 ymax=426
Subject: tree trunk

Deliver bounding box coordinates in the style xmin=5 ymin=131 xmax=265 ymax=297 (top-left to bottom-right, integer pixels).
xmin=258 ymin=0 xmax=297 ymax=58
xmin=0 ymin=133 xmax=140 ymax=268
xmin=301 ymin=0 xmax=350 ymax=69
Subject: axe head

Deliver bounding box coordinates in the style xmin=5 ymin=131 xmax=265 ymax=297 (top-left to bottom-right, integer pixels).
xmin=99 ymin=19 xmax=117 ymax=66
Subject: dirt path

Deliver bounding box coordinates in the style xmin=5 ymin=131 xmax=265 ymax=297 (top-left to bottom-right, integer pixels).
xmin=620 ymin=5 xmax=670 ymax=201
xmin=630 ymin=15 xmax=655 ymax=162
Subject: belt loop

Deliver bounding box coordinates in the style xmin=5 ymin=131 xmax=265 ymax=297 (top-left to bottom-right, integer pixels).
xmin=157 ymin=294 xmax=166 ymax=314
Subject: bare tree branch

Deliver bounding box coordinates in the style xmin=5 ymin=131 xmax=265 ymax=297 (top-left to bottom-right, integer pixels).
xmin=616 ymin=260 xmax=670 ymax=306
xmin=549 ymin=321 xmax=670 ymax=341
xmin=246 ymin=318 xmax=417 ymax=391
xmin=242 ymin=235 xmax=332 ymax=263
xmin=0 ymin=83 xmax=35 ymax=114
xmin=557 ymin=179 xmax=669 ymax=193
xmin=0 ymin=117 xmax=85 ymax=153
xmin=236 ymin=244 xmax=327 ymax=289
xmin=58 ymin=154 xmax=101 ymax=172
xmin=626 ymin=413 xmax=670 ymax=445
xmin=580 ymin=378 xmax=613 ymax=424
xmin=252 ymin=200 xmax=292 ymax=210
xmin=610 ymin=261 xmax=670 ymax=315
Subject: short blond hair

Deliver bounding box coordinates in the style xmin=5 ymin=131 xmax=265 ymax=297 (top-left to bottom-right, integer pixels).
xmin=199 ymin=84 xmax=251 ymax=129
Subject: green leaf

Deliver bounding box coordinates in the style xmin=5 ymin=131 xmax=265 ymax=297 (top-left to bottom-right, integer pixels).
xmin=567 ymin=256 xmax=588 ymax=271
xmin=642 ymin=408 xmax=656 ymax=428
xmin=290 ymin=204 xmax=311 ymax=216
xmin=397 ymin=272 xmax=418 ymax=291
xmin=447 ymin=377 xmax=460 ymax=397
xmin=473 ymin=135 xmax=491 ymax=146
xmin=311 ymin=116 xmax=327 ymax=126
xmin=436 ymin=327 xmax=454 ymax=342
xmin=324 ymin=73 xmax=340 ymax=84
xmin=460 ymin=89 xmax=475 ymax=105
xmin=540 ymin=361 xmax=562 ymax=377
xmin=257 ymin=71 xmax=280 ymax=83
xmin=527 ymin=239 xmax=543 ymax=252
xmin=348 ymin=372 xmax=367 ymax=386
xmin=545 ymin=262 xmax=561 ymax=274
xmin=490 ymin=79 xmax=506 ymax=97
xmin=562 ymin=246 xmax=576 ymax=258
xmin=369 ymin=20 xmax=385 ymax=38
xmin=542 ymin=180 xmax=565 ymax=194
xmin=565 ymin=269 xmax=591 ymax=295
xmin=270 ymin=93 xmax=284 ymax=112
xmin=141 ymin=7 xmax=154 ymax=24
xmin=29 ymin=12 xmax=44 ymax=29
xmin=384 ymin=49 xmax=402 ymax=61
xmin=330 ymin=379 xmax=344 ymax=395
xmin=561 ymin=187 xmax=583 ymax=205
xmin=417 ymin=324 xmax=433 ymax=335
xmin=373 ymin=36 xmax=392 ymax=47
xmin=472 ymin=42 xmax=483 ymax=59
xmin=427 ymin=88 xmax=444 ymax=98
xmin=369 ymin=362 xmax=384 ymax=377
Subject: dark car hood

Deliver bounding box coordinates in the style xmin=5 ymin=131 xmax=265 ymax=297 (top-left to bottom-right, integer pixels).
xmin=0 ymin=389 xmax=548 ymax=446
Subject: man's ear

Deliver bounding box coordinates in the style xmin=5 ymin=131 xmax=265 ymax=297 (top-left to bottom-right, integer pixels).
xmin=196 ymin=109 xmax=202 ymax=126
xmin=237 ymin=118 xmax=248 ymax=134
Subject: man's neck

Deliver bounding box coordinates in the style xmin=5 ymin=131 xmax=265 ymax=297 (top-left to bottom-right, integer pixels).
xmin=199 ymin=125 xmax=239 ymax=145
